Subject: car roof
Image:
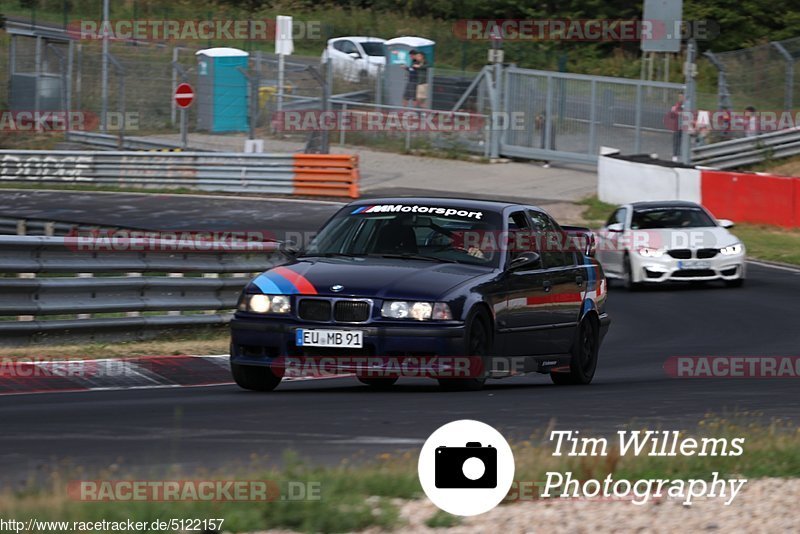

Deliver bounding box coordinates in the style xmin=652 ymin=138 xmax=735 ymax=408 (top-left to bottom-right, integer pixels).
xmin=330 ymin=36 xmax=386 ymax=43
xmin=347 ymin=197 xmax=528 ymax=212
xmin=629 ymin=200 xmax=703 ymax=210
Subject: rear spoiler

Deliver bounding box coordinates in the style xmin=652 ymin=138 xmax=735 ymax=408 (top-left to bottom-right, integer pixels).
xmin=561 ymin=226 xmax=597 ymax=257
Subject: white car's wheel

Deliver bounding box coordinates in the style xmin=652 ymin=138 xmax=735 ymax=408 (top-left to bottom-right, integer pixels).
xmin=623 ymin=253 xmax=641 ymax=291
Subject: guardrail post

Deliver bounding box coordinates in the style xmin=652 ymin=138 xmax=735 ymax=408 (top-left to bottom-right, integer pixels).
xmin=126 ymin=272 xmax=142 ymax=317
xmin=339 ymin=103 xmax=347 ymax=146
xmin=77 ymin=272 xmax=93 ymax=319
xmin=203 ymin=273 xmax=219 ymax=314
xmin=167 ymin=272 xmax=184 ymax=316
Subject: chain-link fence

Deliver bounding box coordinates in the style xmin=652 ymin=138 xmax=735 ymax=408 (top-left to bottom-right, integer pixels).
xmin=5 ymin=26 xmax=694 ymax=163
xmin=705 ymin=36 xmax=800 ymax=113
xmin=501 ymin=67 xmax=684 ymax=163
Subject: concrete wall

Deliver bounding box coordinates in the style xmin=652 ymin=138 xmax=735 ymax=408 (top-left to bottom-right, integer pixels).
xmin=598 ymin=155 xmax=701 ymax=205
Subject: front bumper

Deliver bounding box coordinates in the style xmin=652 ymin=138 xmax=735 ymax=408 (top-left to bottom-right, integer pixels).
xmin=631 ymin=252 xmax=746 ymax=283
xmin=230 ymin=315 xmax=467 ymax=370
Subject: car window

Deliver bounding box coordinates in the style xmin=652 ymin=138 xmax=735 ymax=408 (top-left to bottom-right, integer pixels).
xmin=360 ymin=42 xmax=385 ymax=57
xmin=506 ymin=211 xmax=534 ymax=264
xmin=606 ymin=208 xmax=627 ymax=228
xmin=303 ymin=204 xmax=503 ymax=267
xmin=631 ymin=207 xmax=715 ymax=229
xmin=339 ymin=40 xmax=358 ymax=55
xmin=528 ymin=210 xmax=570 ymax=269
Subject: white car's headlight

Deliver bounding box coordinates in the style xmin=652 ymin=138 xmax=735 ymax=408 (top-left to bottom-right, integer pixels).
xmin=240 ymin=294 xmax=292 ymax=314
xmin=381 ymin=301 xmax=452 ymax=321
xmin=719 ymin=243 xmax=743 ymax=256
xmin=638 ymin=247 xmax=665 ymax=258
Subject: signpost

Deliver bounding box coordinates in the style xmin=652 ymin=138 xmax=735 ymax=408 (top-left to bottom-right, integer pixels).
xmin=174 ymin=82 xmax=194 ymax=149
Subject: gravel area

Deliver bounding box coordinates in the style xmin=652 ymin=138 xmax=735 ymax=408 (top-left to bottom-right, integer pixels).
xmin=382 ymin=478 xmax=799 ymax=533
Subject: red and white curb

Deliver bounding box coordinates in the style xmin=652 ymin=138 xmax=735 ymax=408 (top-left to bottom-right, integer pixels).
xmin=0 ymin=355 xmax=336 ymax=396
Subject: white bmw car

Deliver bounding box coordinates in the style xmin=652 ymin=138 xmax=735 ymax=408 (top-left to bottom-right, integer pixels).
xmin=321 ymin=36 xmax=386 ymax=82
xmin=596 ymin=201 xmax=746 ymax=289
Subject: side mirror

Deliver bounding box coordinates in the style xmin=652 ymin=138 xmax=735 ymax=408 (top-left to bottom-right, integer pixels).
xmin=606 ymin=222 xmax=624 ymax=232
xmin=718 ymin=219 xmax=735 ymax=229
xmin=508 ymin=251 xmax=541 ymax=271
xmin=279 ymin=241 xmax=300 ymax=258
xmin=348 ymin=51 xmax=361 ymax=59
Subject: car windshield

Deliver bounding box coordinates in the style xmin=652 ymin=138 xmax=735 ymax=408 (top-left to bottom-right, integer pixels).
xmin=359 ymin=42 xmax=385 ymax=56
xmin=300 ymin=204 xmax=503 ymax=267
xmin=631 ymin=207 xmax=716 ymax=229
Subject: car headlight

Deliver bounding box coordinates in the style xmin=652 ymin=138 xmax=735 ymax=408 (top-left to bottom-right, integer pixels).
xmin=381 ymin=301 xmax=452 ymax=321
xmin=719 ymin=243 xmax=743 ymax=255
xmin=638 ymin=247 xmax=665 ymax=258
xmin=239 ymin=294 xmax=292 ymax=314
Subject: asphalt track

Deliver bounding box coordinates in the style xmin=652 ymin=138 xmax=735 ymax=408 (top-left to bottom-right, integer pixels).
xmin=1 ymin=191 xmax=799 ymax=482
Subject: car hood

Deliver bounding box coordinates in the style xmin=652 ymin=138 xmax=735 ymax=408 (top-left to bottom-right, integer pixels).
xmin=633 ymin=226 xmax=740 ymax=250
xmin=251 ymin=258 xmax=490 ymax=301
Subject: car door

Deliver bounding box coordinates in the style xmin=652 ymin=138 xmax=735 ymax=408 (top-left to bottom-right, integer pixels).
xmin=329 ymin=40 xmax=351 ymax=75
xmin=597 ymin=206 xmax=628 ymax=276
xmin=528 ymin=210 xmax=583 ymax=353
xmin=336 ymin=40 xmax=362 ymax=80
xmin=497 ymin=210 xmax=552 ymax=357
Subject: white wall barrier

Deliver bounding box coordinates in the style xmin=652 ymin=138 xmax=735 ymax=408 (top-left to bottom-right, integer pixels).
xmin=598 ymin=153 xmax=701 ymax=205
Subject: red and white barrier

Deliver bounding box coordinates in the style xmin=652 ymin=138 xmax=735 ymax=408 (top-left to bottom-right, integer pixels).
xmin=598 ymin=153 xmax=800 ymax=228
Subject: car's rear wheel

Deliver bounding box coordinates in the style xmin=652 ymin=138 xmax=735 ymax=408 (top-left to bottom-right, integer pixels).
xmin=231 ymin=362 xmax=282 ymax=392
xmin=438 ymin=310 xmax=490 ymax=391
xmin=357 ymin=377 xmax=398 ymax=389
xmin=623 ymin=253 xmax=640 ymax=291
xmin=551 ymin=317 xmax=599 ymax=385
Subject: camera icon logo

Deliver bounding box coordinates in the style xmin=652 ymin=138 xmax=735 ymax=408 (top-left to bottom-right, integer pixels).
xmin=435 ymin=442 xmax=497 ymax=488
xmin=418 ymin=420 xmax=515 ymax=516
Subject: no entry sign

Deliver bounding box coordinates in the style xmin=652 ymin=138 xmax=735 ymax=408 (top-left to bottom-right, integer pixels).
xmin=174 ymin=83 xmax=195 ymax=109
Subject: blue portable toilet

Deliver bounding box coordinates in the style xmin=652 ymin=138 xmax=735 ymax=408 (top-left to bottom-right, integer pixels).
xmin=383 ymin=37 xmax=435 ymax=107
xmin=196 ymin=48 xmax=249 ymax=133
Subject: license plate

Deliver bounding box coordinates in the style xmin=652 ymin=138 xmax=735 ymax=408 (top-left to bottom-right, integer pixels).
xmin=296 ymin=329 xmax=363 ymax=348
xmin=678 ymin=260 xmax=711 ymax=269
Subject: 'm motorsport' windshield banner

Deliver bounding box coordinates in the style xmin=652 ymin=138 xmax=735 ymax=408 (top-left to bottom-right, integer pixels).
xmin=351 ymin=205 xmax=484 ymax=219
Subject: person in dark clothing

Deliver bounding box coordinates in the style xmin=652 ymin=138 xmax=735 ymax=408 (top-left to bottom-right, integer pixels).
xmin=403 ymin=50 xmax=427 ymax=107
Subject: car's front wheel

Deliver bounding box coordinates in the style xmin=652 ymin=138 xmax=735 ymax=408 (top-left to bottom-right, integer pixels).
xmin=725 ymin=278 xmax=744 ymax=288
xmin=231 ymin=362 xmax=282 ymax=392
xmin=438 ymin=310 xmax=490 ymax=391
xmin=551 ymin=317 xmax=599 ymax=385
xmin=622 ymin=253 xmax=640 ymax=291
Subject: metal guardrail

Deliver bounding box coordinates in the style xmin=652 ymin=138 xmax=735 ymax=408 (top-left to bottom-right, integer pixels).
xmin=65 ymin=131 xmax=190 ymax=151
xmin=0 ymin=235 xmax=283 ymax=345
xmin=692 ymin=127 xmax=800 ymax=169
xmin=0 ymin=149 xmax=360 ymax=197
